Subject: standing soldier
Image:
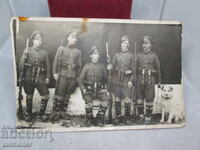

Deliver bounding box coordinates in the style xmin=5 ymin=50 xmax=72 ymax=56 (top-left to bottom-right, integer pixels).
xmin=107 ymin=35 xmax=135 ymax=125
xmin=52 ymin=31 xmax=82 ymax=121
xmin=79 ymin=46 xmax=109 ymax=127
xmin=136 ymin=35 xmax=161 ymax=124
xmin=19 ymin=31 xmax=50 ymax=122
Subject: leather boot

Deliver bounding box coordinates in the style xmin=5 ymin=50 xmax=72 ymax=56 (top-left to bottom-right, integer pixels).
xmin=40 ymin=99 xmax=48 ymax=121
xmin=113 ymin=101 xmax=121 ymax=125
xmin=25 ymin=95 xmax=33 ymax=122
xmin=96 ymin=105 xmax=107 ymax=127
xmin=124 ymin=103 xmax=132 ymax=125
xmin=85 ymin=106 xmax=93 ymax=127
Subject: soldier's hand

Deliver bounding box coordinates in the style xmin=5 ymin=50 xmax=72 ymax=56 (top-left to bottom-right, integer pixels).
xmin=127 ymin=81 xmax=133 ymax=88
xmin=107 ymin=64 xmax=112 ymax=70
xmin=125 ymin=70 xmax=132 ymax=75
xmin=53 ymin=73 xmax=59 ymax=81
xmin=45 ymin=78 xmax=49 ymax=84
xmin=83 ymin=89 xmax=87 ymax=94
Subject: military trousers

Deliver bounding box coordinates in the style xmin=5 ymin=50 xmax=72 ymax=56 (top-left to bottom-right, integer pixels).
xmin=23 ymin=75 xmax=49 ymax=98
xmin=136 ymin=75 xmax=155 ymax=102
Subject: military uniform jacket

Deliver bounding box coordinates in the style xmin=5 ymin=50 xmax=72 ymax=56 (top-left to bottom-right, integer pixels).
xmin=136 ymin=51 xmax=161 ymax=83
xmin=111 ymin=50 xmax=135 ymax=85
xmin=52 ymin=46 xmax=82 ymax=78
xmin=20 ymin=47 xmax=51 ymax=81
xmin=78 ymin=62 xmax=108 ymax=91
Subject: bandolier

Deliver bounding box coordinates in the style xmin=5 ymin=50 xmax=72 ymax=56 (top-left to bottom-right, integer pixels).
xmin=109 ymin=35 xmax=135 ymax=125
xmin=136 ymin=35 xmax=161 ymax=124
xmin=52 ymin=31 xmax=82 ymax=121
xmin=79 ymin=46 xmax=108 ymax=127
xmin=19 ymin=31 xmax=50 ymax=122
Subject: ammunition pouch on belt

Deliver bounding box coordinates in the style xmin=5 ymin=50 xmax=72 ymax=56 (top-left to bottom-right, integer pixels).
xmin=82 ymin=81 xmax=106 ymax=97
xmin=114 ymin=69 xmax=132 ymax=86
xmin=25 ymin=63 xmax=46 ymax=73
xmin=83 ymin=82 xmax=106 ymax=91
xmin=138 ymin=68 xmax=157 ymax=76
xmin=138 ymin=68 xmax=157 ymax=84
xmin=24 ymin=63 xmax=46 ymax=84
xmin=61 ymin=64 xmax=76 ymax=70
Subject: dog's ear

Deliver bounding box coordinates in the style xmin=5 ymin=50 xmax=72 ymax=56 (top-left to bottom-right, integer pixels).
xmin=169 ymin=86 xmax=173 ymax=91
xmin=161 ymin=85 xmax=164 ymax=91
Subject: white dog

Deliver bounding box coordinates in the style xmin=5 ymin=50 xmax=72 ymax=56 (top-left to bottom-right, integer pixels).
xmin=160 ymin=85 xmax=184 ymax=124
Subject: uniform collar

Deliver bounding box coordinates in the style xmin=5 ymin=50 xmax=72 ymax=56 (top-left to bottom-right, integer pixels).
xmin=32 ymin=46 xmax=40 ymax=51
xmin=120 ymin=50 xmax=129 ymax=53
xmin=143 ymin=50 xmax=152 ymax=55
xmin=66 ymin=44 xmax=75 ymax=49
xmin=91 ymin=61 xmax=99 ymax=65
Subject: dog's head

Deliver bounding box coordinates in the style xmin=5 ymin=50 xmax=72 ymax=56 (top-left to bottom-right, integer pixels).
xmin=161 ymin=85 xmax=173 ymax=99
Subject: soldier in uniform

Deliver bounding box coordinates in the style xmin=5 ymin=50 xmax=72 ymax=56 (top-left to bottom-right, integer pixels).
xmin=107 ymin=35 xmax=135 ymax=125
xmin=79 ymin=46 xmax=109 ymax=127
xmin=52 ymin=31 xmax=82 ymax=121
xmin=136 ymin=35 xmax=161 ymax=124
xmin=19 ymin=31 xmax=50 ymax=122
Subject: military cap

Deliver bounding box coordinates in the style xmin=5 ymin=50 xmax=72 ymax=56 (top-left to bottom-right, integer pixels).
xmin=30 ymin=31 xmax=43 ymax=41
xmin=143 ymin=35 xmax=153 ymax=45
xmin=89 ymin=46 xmax=100 ymax=55
xmin=61 ymin=30 xmax=78 ymax=46
xmin=65 ymin=30 xmax=79 ymax=38
xmin=121 ymin=35 xmax=130 ymax=42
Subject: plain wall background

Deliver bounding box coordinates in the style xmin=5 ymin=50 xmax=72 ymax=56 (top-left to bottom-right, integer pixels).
xmin=15 ymin=20 xmax=181 ymax=85
xmin=0 ymin=0 xmax=200 ymax=150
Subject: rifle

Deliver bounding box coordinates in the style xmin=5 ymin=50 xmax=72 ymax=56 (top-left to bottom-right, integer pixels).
xmin=18 ymin=38 xmax=29 ymax=120
xmin=51 ymin=40 xmax=64 ymax=121
xmin=133 ymin=42 xmax=137 ymax=123
xmin=106 ymin=42 xmax=113 ymax=123
xmin=106 ymin=42 xmax=111 ymax=78
xmin=54 ymin=40 xmax=64 ymax=95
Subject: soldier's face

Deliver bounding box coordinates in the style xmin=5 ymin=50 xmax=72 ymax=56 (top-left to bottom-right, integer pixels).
xmin=67 ymin=32 xmax=77 ymax=45
xmin=33 ymin=37 xmax=42 ymax=48
xmin=121 ymin=40 xmax=129 ymax=51
xmin=90 ymin=53 xmax=99 ymax=63
xmin=143 ymin=38 xmax=151 ymax=52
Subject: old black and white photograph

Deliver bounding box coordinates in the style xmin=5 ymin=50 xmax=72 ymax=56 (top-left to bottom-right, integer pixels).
xmin=11 ymin=17 xmax=185 ymax=131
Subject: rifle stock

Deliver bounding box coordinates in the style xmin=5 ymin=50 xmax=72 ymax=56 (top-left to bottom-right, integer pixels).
xmin=52 ymin=43 xmax=64 ymax=116
xmin=17 ymin=38 xmax=29 ymax=119
xmin=133 ymin=42 xmax=137 ymax=122
xmin=106 ymin=42 xmax=113 ymax=123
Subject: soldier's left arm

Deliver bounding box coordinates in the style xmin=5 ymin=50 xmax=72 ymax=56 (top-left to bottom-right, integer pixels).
xmin=78 ymin=64 xmax=87 ymax=92
xmin=19 ymin=53 xmax=25 ymax=76
xmin=45 ymin=52 xmax=51 ymax=79
xmin=154 ymin=54 xmax=161 ymax=84
xmin=102 ymin=65 xmax=108 ymax=85
xmin=129 ymin=54 xmax=136 ymax=84
xmin=77 ymin=50 xmax=82 ymax=76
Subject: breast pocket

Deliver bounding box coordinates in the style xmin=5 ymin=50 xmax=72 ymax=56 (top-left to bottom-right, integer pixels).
xmin=87 ymin=71 xmax=94 ymax=79
xmin=147 ymin=59 xmax=154 ymax=66
xmin=73 ymin=53 xmax=79 ymax=64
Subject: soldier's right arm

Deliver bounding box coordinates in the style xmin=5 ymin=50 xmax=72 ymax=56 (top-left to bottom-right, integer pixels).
xmin=154 ymin=54 xmax=161 ymax=84
xmin=78 ymin=64 xmax=88 ymax=92
xmin=111 ymin=54 xmax=117 ymax=66
xmin=136 ymin=53 xmax=140 ymax=75
xmin=19 ymin=49 xmax=28 ymax=78
xmin=52 ymin=46 xmax=62 ymax=74
xmin=19 ymin=54 xmax=25 ymax=73
xmin=108 ymin=53 xmax=117 ymax=70
xmin=129 ymin=54 xmax=137 ymax=84
xmin=77 ymin=50 xmax=82 ymax=76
